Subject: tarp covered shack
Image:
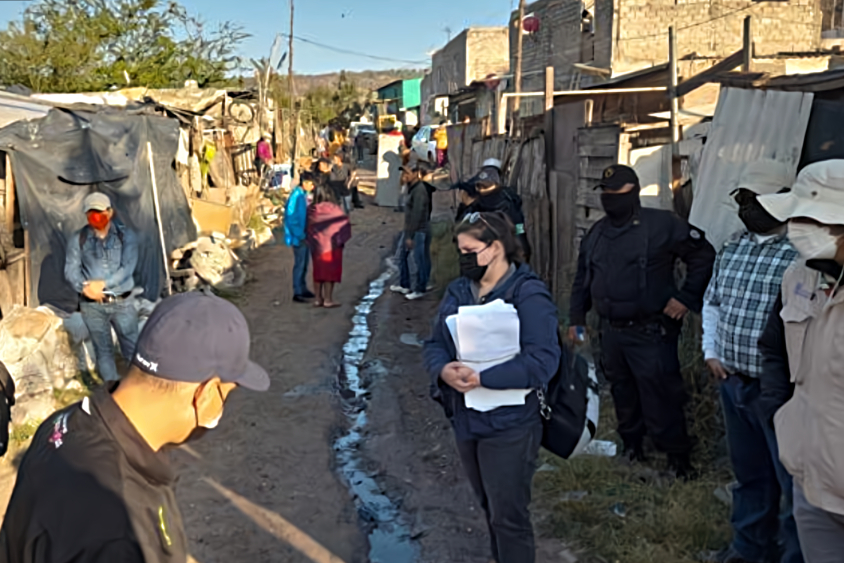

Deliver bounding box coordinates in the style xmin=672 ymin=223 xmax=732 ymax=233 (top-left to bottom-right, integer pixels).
xmin=0 ymin=108 xmax=196 ymax=312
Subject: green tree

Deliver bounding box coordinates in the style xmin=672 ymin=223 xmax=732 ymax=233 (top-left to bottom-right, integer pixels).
xmin=0 ymin=0 xmax=248 ymax=93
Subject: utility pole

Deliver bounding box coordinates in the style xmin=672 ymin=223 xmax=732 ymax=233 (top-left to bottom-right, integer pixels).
xmin=511 ymin=0 xmax=527 ymax=131
xmin=669 ymin=26 xmax=680 ymax=155
xmin=742 ymin=16 xmax=752 ymax=73
xmin=288 ymin=0 xmax=297 ymax=160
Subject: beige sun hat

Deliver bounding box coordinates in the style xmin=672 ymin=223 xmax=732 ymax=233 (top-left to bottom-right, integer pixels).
xmin=757 ymin=159 xmax=844 ymax=225
xmin=736 ymin=159 xmax=793 ymax=195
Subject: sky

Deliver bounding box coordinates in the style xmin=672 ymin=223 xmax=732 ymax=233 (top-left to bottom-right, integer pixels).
xmin=0 ymin=0 xmax=517 ymax=75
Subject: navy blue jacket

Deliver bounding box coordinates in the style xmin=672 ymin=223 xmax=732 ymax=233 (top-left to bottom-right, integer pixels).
xmin=423 ymin=263 xmax=561 ymax=441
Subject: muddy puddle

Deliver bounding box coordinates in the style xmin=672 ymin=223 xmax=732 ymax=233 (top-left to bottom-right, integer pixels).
xmin=334 ymin=269 xmax=418 ymax=563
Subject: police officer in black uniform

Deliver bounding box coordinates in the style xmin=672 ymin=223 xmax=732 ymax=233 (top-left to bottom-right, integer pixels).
xmin=460 ymin=159 xmax=532 ymax=263
xmin=568 ymin=165 xmax=715 ymax=477
xmin=0 ymin=293 xmax=270 ymax=563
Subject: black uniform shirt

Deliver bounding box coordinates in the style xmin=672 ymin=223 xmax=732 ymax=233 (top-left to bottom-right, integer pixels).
xmin=570 ymin=206 xmax=715 ymax=325
xmin=0 ymin=390 xmax=187 ymax=563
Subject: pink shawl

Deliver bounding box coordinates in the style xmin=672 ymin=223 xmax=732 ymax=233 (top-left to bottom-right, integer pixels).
xmin=306 ymin=202 xmax=351 ymax=255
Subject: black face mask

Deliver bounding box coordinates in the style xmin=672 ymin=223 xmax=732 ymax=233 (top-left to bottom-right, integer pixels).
xmin=459 ymin=249 xmax=489 ymax=282
xmin=600 ymin=189 xmax=640 ymax=226
xmin=738 ymin=199 xmax=784 ymax=234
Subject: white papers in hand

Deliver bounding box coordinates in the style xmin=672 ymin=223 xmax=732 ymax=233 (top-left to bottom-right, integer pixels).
xmin=445 ymin=299 xmax=530 ymax=412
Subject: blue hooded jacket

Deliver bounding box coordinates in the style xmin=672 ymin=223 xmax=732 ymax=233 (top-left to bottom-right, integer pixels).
xmin=284 ymin=186 xmax=308 ymax=247
xmin=423 ymin=263 xmax=561 ymax=441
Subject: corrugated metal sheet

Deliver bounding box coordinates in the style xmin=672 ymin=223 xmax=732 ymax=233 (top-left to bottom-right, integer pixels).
xmin=0 ymin=94 xmax=49 ymax=130
xmin=689 ymin=87 xmax=813 ymax=250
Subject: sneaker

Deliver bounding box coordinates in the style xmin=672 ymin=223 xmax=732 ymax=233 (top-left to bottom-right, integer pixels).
xmin=426 ymin=283 xmax=435 ymax=292
xmin=390 ymin=285 xmax=410 ymax=295
xmin=301 ymin=290 xmax=316 ymax=299
xmin=405 ymin=291 xmax=425 ymax=301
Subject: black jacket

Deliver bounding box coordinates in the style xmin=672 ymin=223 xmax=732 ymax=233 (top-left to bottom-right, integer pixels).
xmin=0 ymin=390 xmax=187 ymax=563
xmin=459 ymin=187 xmax=532 ymax=262
xmin=423 ymin=264 xmax=561 ymax=441
xmin=0 ymin=362 xmax=13 ymax=458
xmin=329 ymin=163 xmax=351 ymax=197
xmin=404 ymin=181 xmax=431 ymax=236
xmin=758 ymin=291 xmax=791 ymax=426
xmin=569 ymin=205 xmax=715 ymax=325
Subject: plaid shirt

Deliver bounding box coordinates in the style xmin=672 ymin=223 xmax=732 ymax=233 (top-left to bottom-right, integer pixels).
xmin=704 ymin=232 xmax=798 ymax=377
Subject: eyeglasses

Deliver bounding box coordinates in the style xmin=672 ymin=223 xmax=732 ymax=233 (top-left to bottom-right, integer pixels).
xmin=461 ymin=212 xmax=501 ymax=239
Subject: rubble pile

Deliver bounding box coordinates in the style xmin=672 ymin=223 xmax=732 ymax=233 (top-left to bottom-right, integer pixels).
xmin=0 ymin=306 xmax=79 ymax=424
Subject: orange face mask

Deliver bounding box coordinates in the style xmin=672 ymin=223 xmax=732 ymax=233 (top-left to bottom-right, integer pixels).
xmin=87 ymin=211 xmax=110 ymax=231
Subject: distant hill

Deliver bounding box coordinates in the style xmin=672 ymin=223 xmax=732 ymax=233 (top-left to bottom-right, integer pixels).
xmin=242 ymin=69 xmax=425 ymax=94
xmin=295 ymin=69 xmax=424 ymax=93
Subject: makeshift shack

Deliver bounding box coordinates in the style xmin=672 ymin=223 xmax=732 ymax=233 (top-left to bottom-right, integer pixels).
xmin=0 ymin=107 xmax=196 ymax=313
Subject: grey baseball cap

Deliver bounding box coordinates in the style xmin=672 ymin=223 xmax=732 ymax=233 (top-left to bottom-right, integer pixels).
xmin=83 ymin=192 xmax=112 ymax=212
xmin=132 ymin=292 xmax=270 ymax=391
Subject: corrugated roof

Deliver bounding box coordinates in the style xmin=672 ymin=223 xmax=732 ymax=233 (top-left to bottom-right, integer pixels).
xmin=710 ymin=67 xmax=844 ymax=92
xmin=689 ymin=87 xmax=814 ymax=250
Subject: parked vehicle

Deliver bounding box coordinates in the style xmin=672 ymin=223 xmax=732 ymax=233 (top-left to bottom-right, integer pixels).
xmin=411 ymin=125 xmax=439 ymax=163
xmin=354 ymin=124 xmax=378 ymax=156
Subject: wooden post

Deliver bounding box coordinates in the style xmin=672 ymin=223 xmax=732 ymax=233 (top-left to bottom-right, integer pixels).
xmin=23 ymin=230 xmax=31 ymax=306
xmin=669 ymin=26 xmax=680 ymax=156
xmin=545 ymin=66 xmax=555 ymax=112
xmin=742 ymin=16 xmax=753 ymax=73
xmin=288 ymin=0 xmax=297 ymax=160
xmin=511 ymin=0 xmax=527 ymax=122
xmin=5 ymin=154 xmax=14 ymax=234
xmin=147 ymin=142 xmax=172 ymax=296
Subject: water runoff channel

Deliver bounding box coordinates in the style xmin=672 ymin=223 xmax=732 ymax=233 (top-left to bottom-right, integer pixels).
xmin=333 ymin=267 xmax=418 ymax=563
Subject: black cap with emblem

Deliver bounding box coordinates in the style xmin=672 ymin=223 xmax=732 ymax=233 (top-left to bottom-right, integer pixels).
xmin=596 ymin=164 xmax=640 ymax=191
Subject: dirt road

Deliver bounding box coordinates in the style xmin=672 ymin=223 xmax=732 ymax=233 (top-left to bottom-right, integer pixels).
xmin=0 ymin=188 xmax=574 ymax=562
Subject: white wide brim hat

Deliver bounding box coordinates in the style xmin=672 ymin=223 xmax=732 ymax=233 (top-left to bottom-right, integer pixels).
xmin=758 ymin=159 xmax=844 ymax=225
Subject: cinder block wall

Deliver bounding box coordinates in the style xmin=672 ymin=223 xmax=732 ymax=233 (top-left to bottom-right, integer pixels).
xmin=510 ymin=0 xmax=822 ymax=117
xmin=466 ymin=28 xmax=511 ymax=83
xmin=432 ymin=31 xmax=469 ymax=96
xmin=609 ymin=0 xmax=822 ymax=72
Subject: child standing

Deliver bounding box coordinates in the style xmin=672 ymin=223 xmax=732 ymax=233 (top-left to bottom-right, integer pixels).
xmin=306 ymin=185 xmax=351 ymax=308
xmin=284 ymin=172 xmax=316 ymax=303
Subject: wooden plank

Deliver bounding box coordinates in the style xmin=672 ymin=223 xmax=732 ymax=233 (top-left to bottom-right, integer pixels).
xmin=577 ymin=125 xmax=620 ymax=147
xmin=676 ymin=49 xmax=743 ymax=98
xmin=576 ymin=189 xmax=602 ymax=209
xmin=23 ymin=229 xmax=31 ymax=307
xmin=5 ymin=154 xmax=14 ymax=235
xmin=579 ymin=158 xmax=614 ymax=181
xmin=578 ymin=144 xmax=618 ymax=158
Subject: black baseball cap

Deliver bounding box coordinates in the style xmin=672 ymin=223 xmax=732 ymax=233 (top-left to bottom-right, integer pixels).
xmin=401 ymin=160 xmax=432 ymax=174
xmin=596 ymin=164 xmax=639 ymax=191
xmin=474 ymin=166 xmax=501 ymax=187
xmin=132 ymin=292 xmax=270 ymax=391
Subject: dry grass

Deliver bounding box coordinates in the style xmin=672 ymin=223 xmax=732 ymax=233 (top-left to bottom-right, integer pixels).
xmin=534 ymin=314 xmax=733 ymax=563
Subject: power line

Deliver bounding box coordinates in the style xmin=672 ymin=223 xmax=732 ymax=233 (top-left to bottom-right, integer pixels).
xmin=281 ymin=33 xmax=428 ymax=65
xmin=621 ymin=4 xmax=757 ymax=41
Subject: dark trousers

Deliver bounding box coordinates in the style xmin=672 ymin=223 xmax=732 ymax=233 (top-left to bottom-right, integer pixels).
xmin=351 ymin=185 xmax=363 ymax=207
xmin=399 ymin=231 xmax=430 ymax=293
xmin=456 ymin=422 xmax=542 ymax=563
xmin=600 ymin=320 xmax=691 ymax=454
xmin=721 ymin=375 xmax=803 ymax=563
xmin=292 ymin=244 xmax=310 ymax=296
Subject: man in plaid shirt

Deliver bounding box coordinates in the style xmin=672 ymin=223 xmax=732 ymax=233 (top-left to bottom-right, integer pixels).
xmin=703 ymin=160 xmax=802 ymax=563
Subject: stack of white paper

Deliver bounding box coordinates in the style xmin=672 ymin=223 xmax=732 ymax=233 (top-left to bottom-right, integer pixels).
xmin=446 ymin=299 xmax=530 ymax=412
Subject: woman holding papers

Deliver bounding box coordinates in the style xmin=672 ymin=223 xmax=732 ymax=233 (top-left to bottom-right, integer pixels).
xmin=423 ymin=211 xmax=561 ymax=563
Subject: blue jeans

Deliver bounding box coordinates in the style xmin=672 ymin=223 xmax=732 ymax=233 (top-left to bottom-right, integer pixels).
xmin=80 ymin=299 xmax=140 ymax=383
xmin=399 ymin=231 xmax=429 ymax=293
xmin=721 ymin=375 xmax=803 ymax=563
xmin=292 ymin=244 xmax=310 ymax=296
